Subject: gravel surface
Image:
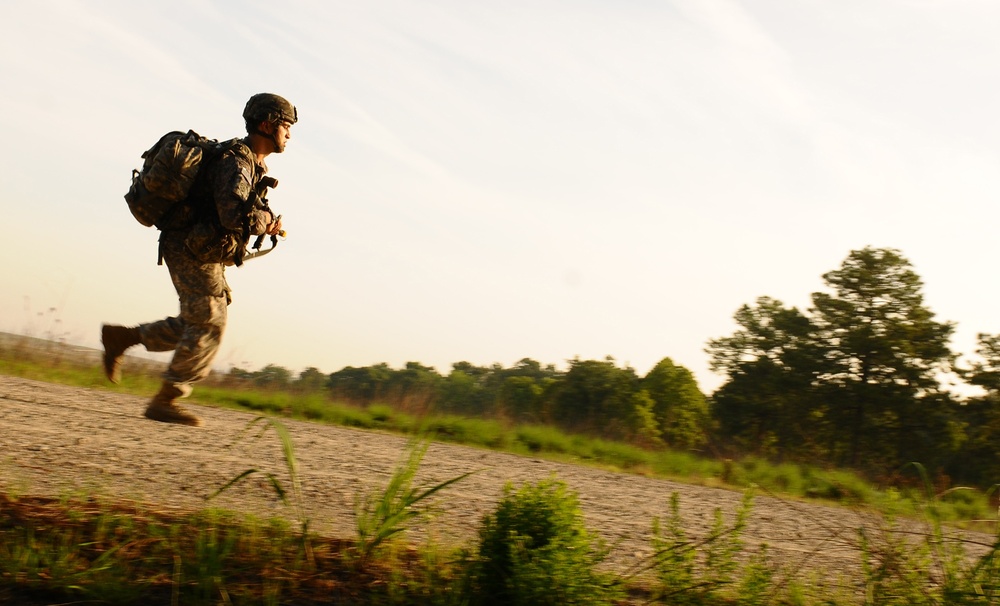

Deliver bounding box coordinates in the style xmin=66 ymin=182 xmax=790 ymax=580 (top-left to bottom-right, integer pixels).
xmin=2 ymin=374 xmax=993 ymax=590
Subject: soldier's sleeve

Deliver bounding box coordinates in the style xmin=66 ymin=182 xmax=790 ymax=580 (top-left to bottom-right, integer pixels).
xmin=213 ymin=151 xmax=273 ymax=235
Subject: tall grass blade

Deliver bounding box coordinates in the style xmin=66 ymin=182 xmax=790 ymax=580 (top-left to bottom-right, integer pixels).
xmin=354 ymin=437 xmax=477 ymax=567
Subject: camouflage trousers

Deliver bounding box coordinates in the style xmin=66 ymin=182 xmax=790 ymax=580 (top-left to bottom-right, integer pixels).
xmin=138 ymin=233 xmax=231 ymax=391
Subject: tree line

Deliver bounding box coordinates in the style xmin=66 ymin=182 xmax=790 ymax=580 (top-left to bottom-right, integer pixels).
xmin=227 ymin=247 xmax=1000 ymax=488
xmin=230 ymin=355 xmax=709 ymax=451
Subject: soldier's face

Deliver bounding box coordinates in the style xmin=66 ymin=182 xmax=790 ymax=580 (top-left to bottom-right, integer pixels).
xmin=261 ymin=120 xmax=293 ymax=153
xmin=272 ymin=120 xmax=293 ymax=153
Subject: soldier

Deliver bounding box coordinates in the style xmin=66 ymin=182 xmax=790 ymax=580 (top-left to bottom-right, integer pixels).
xmin=101 ymin=93 xmax=297 ymax=426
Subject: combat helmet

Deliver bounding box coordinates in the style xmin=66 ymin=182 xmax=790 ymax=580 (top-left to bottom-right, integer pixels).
xmin=243 ymin=93 xmax=298 ymax=126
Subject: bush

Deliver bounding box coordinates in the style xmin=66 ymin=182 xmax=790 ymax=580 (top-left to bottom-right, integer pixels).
xmin=514 ymin=425 xmax=574 ymax=454
xmin=470 ymin=478 xmax=620 ymax=606
xmin=422 ymin=416 xmax=509 ymax=449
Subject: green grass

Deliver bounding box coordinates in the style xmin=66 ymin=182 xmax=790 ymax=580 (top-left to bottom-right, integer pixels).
xmin=353 ymin=438 xmax=477 ymax=569
xmin=0 ymin=491 xmax=360 ymax=604
xmin=5 ymin=480 xmax=1000 ymax=606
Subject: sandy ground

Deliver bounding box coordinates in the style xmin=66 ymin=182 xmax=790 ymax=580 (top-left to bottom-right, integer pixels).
xmin=2 ymin=374 xmax=994 ymax=591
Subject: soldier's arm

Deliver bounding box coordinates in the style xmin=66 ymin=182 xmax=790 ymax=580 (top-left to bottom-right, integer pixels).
xmin=213 ymin=152 xmax=273 ymax=235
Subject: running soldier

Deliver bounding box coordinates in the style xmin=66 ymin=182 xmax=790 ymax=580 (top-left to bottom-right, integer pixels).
xmin=101 ymin=93 xmax=298 ymax=426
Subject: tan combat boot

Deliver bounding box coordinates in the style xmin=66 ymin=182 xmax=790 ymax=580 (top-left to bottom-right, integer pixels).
xmin=144 ymin=383 xmax=202 ymax=427
xmin=101 ymin=324 xmax=142 ymax=383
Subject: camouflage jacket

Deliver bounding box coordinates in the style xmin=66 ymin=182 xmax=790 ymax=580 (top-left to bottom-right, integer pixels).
xmin=163 ymin=138 xmax=274 ymax=266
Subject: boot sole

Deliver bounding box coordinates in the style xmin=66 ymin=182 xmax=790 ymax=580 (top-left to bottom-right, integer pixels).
xmin=144 ymin=407 xmax=203 ymax=427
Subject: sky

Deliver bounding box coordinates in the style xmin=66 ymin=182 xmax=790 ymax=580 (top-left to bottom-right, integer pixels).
xmin=2 ymin=0 xmax=999 ymax=395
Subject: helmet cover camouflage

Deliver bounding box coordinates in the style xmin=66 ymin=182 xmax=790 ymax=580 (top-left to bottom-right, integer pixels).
xmin=243 ymin=93 xmax=298 ymax=125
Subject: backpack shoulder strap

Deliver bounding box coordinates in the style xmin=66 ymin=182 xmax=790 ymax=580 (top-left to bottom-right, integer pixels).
xmin=213 ymin=138 xmax=252 ymax=162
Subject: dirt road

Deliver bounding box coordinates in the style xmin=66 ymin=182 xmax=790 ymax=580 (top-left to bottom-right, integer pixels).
xmin=1 ymin=375 xmax=989 ymax=589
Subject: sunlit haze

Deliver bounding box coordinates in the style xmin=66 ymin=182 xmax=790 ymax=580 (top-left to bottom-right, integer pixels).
xmin=3 ymin=1 xmax=999 ymax=394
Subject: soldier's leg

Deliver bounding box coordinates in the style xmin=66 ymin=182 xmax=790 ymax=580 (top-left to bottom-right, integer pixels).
xmin=145 ymin=291 xmax=228 ymax=427
xmin=102 ymin=317 xmax=186 ymax=382
xmin=138 ymin=316 xmax=186 ymax=352
xmin=164 ymin=291 xmax=228 ymax=387
xmin=141 ymin=234 xmax=233 ymax=425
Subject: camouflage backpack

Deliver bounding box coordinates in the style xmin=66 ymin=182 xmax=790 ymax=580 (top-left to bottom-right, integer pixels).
xmin=124 ymin=130 xmax=240 ymax=229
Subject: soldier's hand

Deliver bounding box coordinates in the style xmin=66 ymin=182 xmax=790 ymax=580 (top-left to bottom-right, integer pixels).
xmin=266 ymin=214 xmax=284 ymax=236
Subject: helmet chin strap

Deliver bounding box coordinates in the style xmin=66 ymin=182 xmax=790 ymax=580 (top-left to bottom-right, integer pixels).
xmin=266 ymin=116 xmax=285 ymax=153
xmin=251 ymin=119 xmax=282 ymax=153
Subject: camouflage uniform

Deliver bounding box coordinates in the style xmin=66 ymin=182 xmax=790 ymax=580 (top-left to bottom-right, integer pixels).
xmin=103 ymin=93 xmax=295 ymax=426
xmin=137 ymin=139 xmax=274 ymax=392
